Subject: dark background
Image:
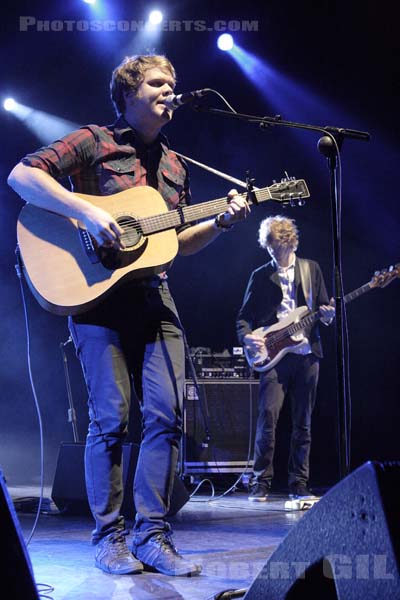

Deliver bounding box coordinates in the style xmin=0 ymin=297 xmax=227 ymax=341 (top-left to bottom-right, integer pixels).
xmin=1 ymin=1 xmax=399 ymax=489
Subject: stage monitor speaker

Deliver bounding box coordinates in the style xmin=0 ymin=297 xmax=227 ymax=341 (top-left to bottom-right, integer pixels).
xmin=0 ymin=470 xmax=39 ymax=600
xmin=183 ymin=379 xmax=258 ymax=472
xmin=51 ymin=442 xmax=189 ymax=519
xmin=244 ymin=461 xmax=400 ymax=599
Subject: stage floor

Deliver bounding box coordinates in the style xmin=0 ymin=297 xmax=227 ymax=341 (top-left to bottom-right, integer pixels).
xmin=10 ymin=483 xmax=308 ymax=600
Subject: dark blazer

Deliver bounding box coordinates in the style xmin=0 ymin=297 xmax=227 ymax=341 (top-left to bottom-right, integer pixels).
xmin=236 ymin=257 xmax=330 ymax=358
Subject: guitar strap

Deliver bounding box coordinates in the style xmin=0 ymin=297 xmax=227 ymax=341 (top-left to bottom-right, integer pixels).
xmin=298 ymin=259 xmax=313 ymax=310
xmin=172 ymin=150 xmax=254 ymax=190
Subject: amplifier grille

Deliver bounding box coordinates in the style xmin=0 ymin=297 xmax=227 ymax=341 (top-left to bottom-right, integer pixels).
xmin=183 ymin=379 xmax=258 ymax=473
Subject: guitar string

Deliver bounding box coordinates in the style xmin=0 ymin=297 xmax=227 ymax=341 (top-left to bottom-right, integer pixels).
xmin=252 ymin=276 xmax=393 ymax=363
xmin=88 ymin=183 xmax=307 ymax=243
xmin=119 ymin=197 xmax=232 ymax=234
xmin=117 ymin=186 xmax=303 ymax=237
xmin=264 ymin=314 xmax=317 ymax=349
xmin=264 ymin=284 xmax=372 ymax=349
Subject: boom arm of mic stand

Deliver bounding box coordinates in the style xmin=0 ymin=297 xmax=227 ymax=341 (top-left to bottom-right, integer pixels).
xmin=192 ymin=105 xmax=371 ymax=141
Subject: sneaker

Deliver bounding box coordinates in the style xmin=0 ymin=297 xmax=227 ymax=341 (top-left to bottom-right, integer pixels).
xmin=288 ymin=483 xmax=317 ymax=499
xmin=133 ymin=533 xmax=202 ymax=576
xmin=248 ymin=482 xmax=270 ymax=502
xmin=95 ymin=531 xmax=144 ymax=575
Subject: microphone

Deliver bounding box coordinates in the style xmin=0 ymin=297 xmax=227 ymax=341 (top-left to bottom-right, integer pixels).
xmin=164 ymin=88 xmax=211 ymax=110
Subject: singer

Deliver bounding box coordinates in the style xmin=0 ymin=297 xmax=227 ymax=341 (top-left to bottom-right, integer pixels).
xmin=8 ymin=54 xmax=249 ymax=577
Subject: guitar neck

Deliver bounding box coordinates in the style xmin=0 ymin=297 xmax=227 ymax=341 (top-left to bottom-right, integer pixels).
xmin=343 ymin=282 xmax=372 ymax=304
xmin=284 ymin=282 xmax=374 ymax=337
xmin=139 ymin=187 xmax=271 ymax=235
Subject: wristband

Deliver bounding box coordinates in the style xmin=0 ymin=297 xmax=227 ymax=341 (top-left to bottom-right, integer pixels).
xmin=214 ymin=213 xmax=233 ymax=231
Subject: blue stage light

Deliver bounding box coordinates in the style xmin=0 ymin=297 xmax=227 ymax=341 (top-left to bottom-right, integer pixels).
xmin=3 ymin=98 xmax=16 ymax=111
xmin=148 ymin=10 xmax=163 ymax=25
xmin=217 ymin=34 xmax=234 ymax=51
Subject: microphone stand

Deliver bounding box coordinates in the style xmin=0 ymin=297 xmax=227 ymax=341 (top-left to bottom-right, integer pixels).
xmin=59 ymin=337 xmax=80 ymax=443
xmin=180 ymin=332 xmax=212 ymax=478
xmin=193 ymin=105 xmax=370 ymax=480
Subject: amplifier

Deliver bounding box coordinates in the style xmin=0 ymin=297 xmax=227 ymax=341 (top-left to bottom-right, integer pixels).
xmin=182 ymin=379 xmax=258 ymax=474
xmin=198 ymin=366 xmax=250 ymax=379
xmin=188 ymin=350 xmax=251 ymax=379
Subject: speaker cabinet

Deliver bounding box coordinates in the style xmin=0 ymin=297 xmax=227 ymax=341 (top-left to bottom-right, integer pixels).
xmin=51 ymin=442 xmax=189 ymax=519
xmin=183 ymin=379 xmax=258 ymax=473
xmin=0 ymin=470 xmax=39 ymax=600
xmin=244 ymin=461 xmax=400 ymax=599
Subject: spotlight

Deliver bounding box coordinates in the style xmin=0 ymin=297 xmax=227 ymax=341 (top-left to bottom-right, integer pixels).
xmin=148 ymin=10 xmax=163 ymax=25
xmin=3 ymin=98 xmax=16 ymax=111
xmin=217 ymin=34 xmax=234 ymax=51
xmin=83 ymin=0 xmax=96 ymax=4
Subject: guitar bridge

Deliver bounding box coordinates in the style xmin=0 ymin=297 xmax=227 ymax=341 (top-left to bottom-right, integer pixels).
xmin=78 ymin=227 xmax=100 ymax=264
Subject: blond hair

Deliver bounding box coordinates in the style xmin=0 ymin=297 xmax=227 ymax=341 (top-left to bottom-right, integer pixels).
xmin=110 ymin=54 xmax=176 ymax=115
xmin=258 ymin=215 xmax=299 ymax=252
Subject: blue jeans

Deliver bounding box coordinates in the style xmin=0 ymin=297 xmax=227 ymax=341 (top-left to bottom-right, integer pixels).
xmin=253 ymin=353 xmax=319 ymax=487
xmin=68 ymin=281 xmax=185 ymax=546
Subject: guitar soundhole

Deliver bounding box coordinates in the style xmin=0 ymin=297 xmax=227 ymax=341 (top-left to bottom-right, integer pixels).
xmin=117 ymin=215 xmax=142 ymax=247
xmin=97 ymin=215 xmax=147 ymax=270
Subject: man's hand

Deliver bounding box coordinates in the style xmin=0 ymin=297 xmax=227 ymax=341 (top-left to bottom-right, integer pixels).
xmin=217 ymin=189 xmax=250 ymax=228
xmin=320 ymin=300 xmax=335 ymax=325
xmin=243 ymin=332 xmax=265 ymax=353
xmin=82 ymin=205 xmax=125 ymax=250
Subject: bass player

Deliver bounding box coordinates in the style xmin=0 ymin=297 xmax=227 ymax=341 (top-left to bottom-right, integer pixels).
xmin=236 ymin=215 xmax=335 ymax=501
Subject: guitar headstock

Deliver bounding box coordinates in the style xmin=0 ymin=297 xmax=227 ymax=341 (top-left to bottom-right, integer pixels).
xmin=269 ymin=177 xmax=310 ymax=206
xmin=370 ymin=263 xmax=400 ymax=289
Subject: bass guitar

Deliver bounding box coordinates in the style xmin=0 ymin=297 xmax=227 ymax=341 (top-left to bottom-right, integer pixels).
xmin=244 ymin=264 xmax=399 ymax=373
xmin=17 ymin=177 xmax=309 ymax=315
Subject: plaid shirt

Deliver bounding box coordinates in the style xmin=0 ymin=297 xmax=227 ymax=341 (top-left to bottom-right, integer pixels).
xmin=22 ymin=115 xmax=192 ymax=233
xmin=22 ymin=116 xmax=193 ymax=321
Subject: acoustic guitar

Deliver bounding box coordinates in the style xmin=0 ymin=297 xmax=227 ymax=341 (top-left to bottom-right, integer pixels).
xmin=17 ymin=178 xmax=309 ymax=315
